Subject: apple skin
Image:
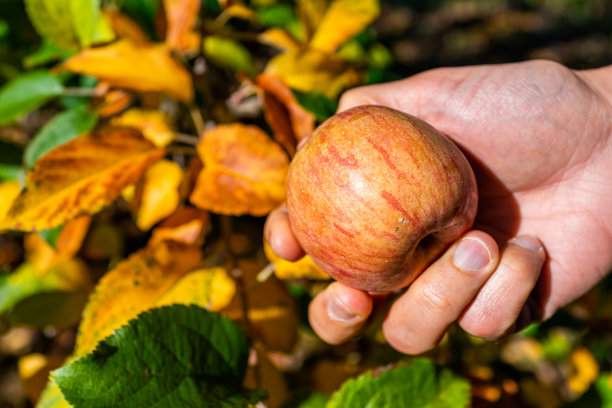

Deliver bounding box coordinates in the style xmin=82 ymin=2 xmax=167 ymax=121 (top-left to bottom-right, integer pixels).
xmin=286 ymin=105 xmax=478 ymax=293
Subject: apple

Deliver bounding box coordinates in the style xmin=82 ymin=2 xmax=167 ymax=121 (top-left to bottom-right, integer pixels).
xmin=286 ymin=105 xmax=478 ymax=292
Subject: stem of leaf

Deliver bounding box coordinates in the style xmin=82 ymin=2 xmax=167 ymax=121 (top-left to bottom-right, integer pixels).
xmin=173 ymin=132 xmax=200 ymax=146
xmin=189 ymin=105 xmax=206 ymax=137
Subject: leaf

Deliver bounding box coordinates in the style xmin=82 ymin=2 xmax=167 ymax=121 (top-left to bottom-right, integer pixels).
xmin=0 ymin=128 xmax=165 ymax=232
xmin=264 ymin=49 xmax=361 ymax=98
xmin=63 ymin=39 xmax=193 ymax=101
xmin=257 ymin=28 xmax=300 ymax=51
xmin=24 ymin=106 xmax=99 ymax=169
xmin=256 ymin=73 xmax=315 ymax=156
xmin=156 ymin=266 xmax=236 ymax=311
xmin=264 ymin=243 xmax=329 ymax=281
xmin=310 ymin=0 xmax=380 ymax=53
xmin=0 ymin=180 xmax=21 ymax=225
xmin=292 ymin=88 xmax=338 ymax=121
xmin=327 ymin=359 xmax=471 ymax=408
xmin=149 ymin=206 xmax=210 ymax=247
xmin=567 ymin=347 xmax=599 ymax=395
xmin=203 ymin=36 xmax=257 ymax=77
xmin=190 ymin=124 xmax=289 ymax=216
xmin=109 ymin=108 xmax=174 ymax=147
xmin=0 ymin=71 xmax=64 ymax=125
xmin=103 ymin=10 xmax=150 ymax=44
xmin=0 ymin=259 xmax=91 ymax=332
xmin=163 ymin=0 xmax=201 ymax=54
xmin=18 ymin=353 xmax=64 ymax=404
xmin=74 ymin=240 xmax=202 ymax=356
xmin=53 ymin=305 xmax=266 ymax=408
xmin=24 ymin=0 xmax=114 ymax=50
xmin=134 ymin=159 xmax=183 ymax=231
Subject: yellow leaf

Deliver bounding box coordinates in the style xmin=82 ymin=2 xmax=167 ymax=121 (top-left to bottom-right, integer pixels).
xmin=258 ymin=28 xmax=300 ymax=51
xmin=18 ymin=353 xmax=63 ymax=404
xmin=264 ymin=242 xmax=330 ymax=281
xmin=310 ymin=0 xmax=380 ymax=52
xmin=135 ymin=159 xmax=183 ymax=231
xmin=156 ymin=266 xmax=236 ymax=311
xmin=0 ymin=180 xmax=21 ymax=224
xmin=110 ymin=109 xmax=175 ymax=147
xmin=567 ymin=347 xmax=599 ymax=395
xmin=104 ymin=10 xmax=150 ymax=44
xmin=296 ymin=0 xmax=328 ymax=40
xmin=0 ymin=128 xmax=164 ymax=232
xmin=149 ymin=206 xmax=210 ymax=247
xmin=62 ymin=39 xmax=193 ymax=101
xmin=74 ymin=240 xmax=202 ymax=356
xmin=163 ymin=0 xmax=201 ymax=54
xmin=256 ymin=73 xmax=315 ymax=156
xmin=265 ymin=49 xmax=361 ymax=98
xmin=190 ymin=124 xmax=289 ymax=216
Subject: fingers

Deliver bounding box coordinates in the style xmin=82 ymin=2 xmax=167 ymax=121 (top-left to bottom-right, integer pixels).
xmin=263 ymin=204 xmax=304 ymax=261
xmin=458 ymin=235 xmax=546 ymax=339
xmin=382 ymin=231 xmax=499 ymax=354
xmin=308 ymin=282 xmax=373 ymax=345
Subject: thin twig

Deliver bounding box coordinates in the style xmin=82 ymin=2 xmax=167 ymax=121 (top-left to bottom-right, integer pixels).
xmin=189 ymin=105 xmax=206 ymax=137
xmin=173 ymin=132 xmax=200 ymax=146
xmin=62 ymin=87 xmax=105 ymax=97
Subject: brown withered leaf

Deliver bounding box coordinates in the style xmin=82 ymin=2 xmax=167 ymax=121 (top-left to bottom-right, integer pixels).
xmin=75 ymin=240 xmax=202 ymax=356
xmin=0 ymin=128 xmax=164 ymax=232
xmin=63 ymin=39 xmax=193 ymax=101
xmin=163 ymin=0 xmax=201 ymax=55
xmin=264 ymin=49 xmax=361 ymax=98
xmin=256 ymin=73 xmax=315 ymax=157
xmin=310 ymin=0 xmax=380 ymax=52
xmin=190 ymin=124 xmax=289 ymax=216
xmin=134 ymin=159 xmax=183 ymax=231
xmin=149 ymin=206 xmax=210 ymax=247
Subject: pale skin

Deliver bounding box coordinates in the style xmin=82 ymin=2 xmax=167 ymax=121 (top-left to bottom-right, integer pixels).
xmin=264 ymin=60 xmax=612 ymax=354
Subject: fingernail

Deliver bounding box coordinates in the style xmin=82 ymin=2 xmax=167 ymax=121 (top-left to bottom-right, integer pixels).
xmin=453 ymin=237 xmax=491 ymax=272
xmin=509 ymin=235 xmax=542 ymax=252
xmin=327 ymin=287 xmax=360 ymax=323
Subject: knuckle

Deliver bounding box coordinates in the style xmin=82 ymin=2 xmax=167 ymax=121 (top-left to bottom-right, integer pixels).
xmin=418 ymin=283 xmax=452 ymax=315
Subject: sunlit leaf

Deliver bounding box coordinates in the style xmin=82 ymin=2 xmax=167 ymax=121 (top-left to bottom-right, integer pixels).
xmin=0 ymin=71 xmax=64 ymax=126
xmin=163 ymin=0 xmax=201 ymax=54
xmin=24 ymin=106 xmax=98 ymax=169
xmin=156 ymin=266 xmax=236 ymax=311
xmin=265 ymin=49 xmax=361 ymax=98
xmin=567 ymin=347 xmax=599 ymax=396
xmin=190 ymin=124 xmax=288 ymax=216
xmin=0 ymin=128 xmax=164 ymax=232
xmin=149 ymin=206 xmax=210 ymax=247
xmin=134 ymin=159 xmax=183 ymax=231
xmin=63 ymin=39 xmax=193 ymax=101
xmin=75 ymin=240 xmax=202 ymax=356
xmin=264 ymin=243 xmax=330 ymax=281
xmin=0 ymin=180 xmax=21 ymax=225
xmin=296 ymin=0 xmax=327 ymax=40
xmin=203 ymin=36 xmax=257 ymax=77
xmin=328 ymin=360 xmax=470 ymax=408
xmin=109 ymin=108 xmax=174 ymax=147
xmin=310 ymin=0 xmax=380 ymax=53
xmin=258 ymin=28 xmax=300 ymax=51
xmin=256 ymin=73 xmax=315 ymax=156
xmin=24 ymin=0 xmax=114 ymax=50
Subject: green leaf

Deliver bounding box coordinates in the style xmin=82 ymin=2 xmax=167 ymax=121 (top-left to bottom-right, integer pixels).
xmin=39 ymin=225 xmax=64 ymax=249
xmin=256 ymin=4 xmax=297 ymax=28
xmin=0 ymin=141 xmax=23 ymax=181
xmin=24 ymin=0 xmax=114 ymax=50
xmin=203 ymin=36 xmax=257 ymax=77
xmin=0 ymin=261 xmax=90 ymax=333
xmin=327 ymin=359 xmax=470 ymax=408
xmin=0 ymin=71 xmax=64 ymax=125
xmin=53 ymin=304 xmax=267 ymax=408
xmin=24 ymin=106 xmax=98 ymax=169
xmin=23 ymin=39 xmax=76 ymax=69
xmin=292 ymin=89 xmax=338 ymax=121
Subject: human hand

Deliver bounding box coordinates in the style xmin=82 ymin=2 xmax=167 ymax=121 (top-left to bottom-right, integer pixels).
xmin=265 ymin=60 xmax=612 ymax=354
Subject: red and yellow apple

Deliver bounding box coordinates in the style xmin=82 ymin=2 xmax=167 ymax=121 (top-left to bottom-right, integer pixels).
xmin=286 ymin=105 xmax=478 ymax=292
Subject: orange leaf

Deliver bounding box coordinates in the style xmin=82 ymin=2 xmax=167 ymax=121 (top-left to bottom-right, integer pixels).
xmin=135 ymin=159 xmax=183 ymax=230
xmin=110 ymin=108 xmax=175 ymax=147
xmin=62 ymin=39 xmax=193 ymax=101
xmin=94 ymin=88 xmax=134 ymax=118
xmin=104 ymin=10 xmax=150 ymax=44
xmin=0 ymin=180 xmax=21 ymax=224
xmin=256 ymin=73 xmax=315 ymax=156
xmin=0 ymin=128 xmax=164 ymax=232
xmin=75 ymin=240 xmax=202 ymax=356
xmin=190 ymin=124 xmax=289 ymax=216
xmin=163 ymin=0 xmax=201 ymax=54
xmin=149 ymin=206 xmax=210 ymax=247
